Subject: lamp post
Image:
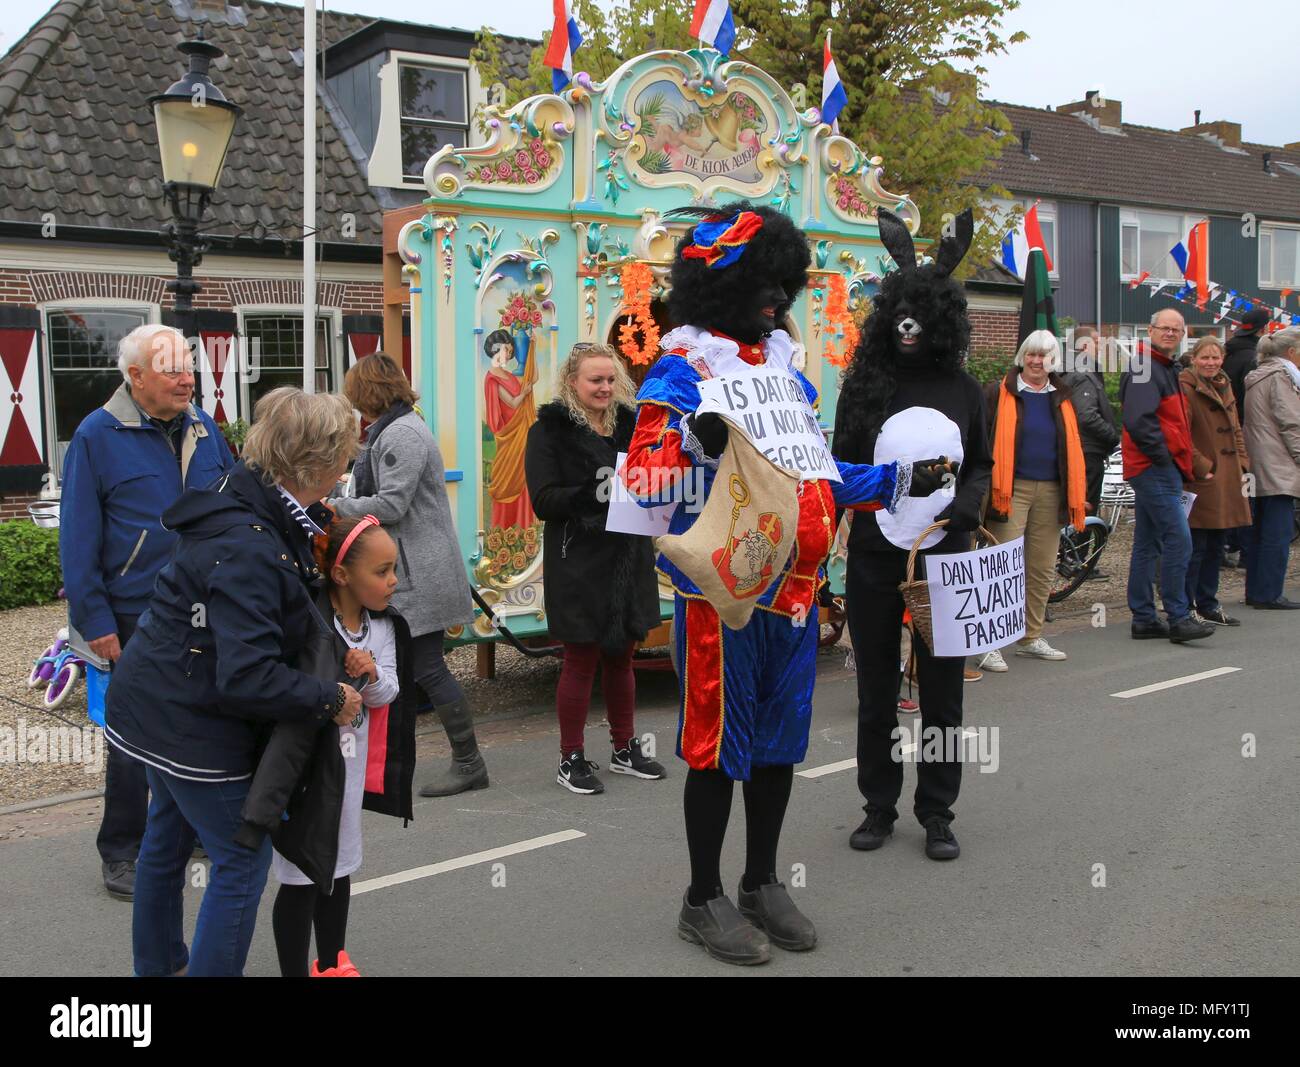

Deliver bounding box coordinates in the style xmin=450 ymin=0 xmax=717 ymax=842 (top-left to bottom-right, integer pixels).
xmin=151 ymin=36 xmax=240 ymax=394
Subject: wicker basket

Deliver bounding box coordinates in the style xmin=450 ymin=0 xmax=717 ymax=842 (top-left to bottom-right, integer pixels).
xmin=899 ymin=520 xmax=998 ymax=654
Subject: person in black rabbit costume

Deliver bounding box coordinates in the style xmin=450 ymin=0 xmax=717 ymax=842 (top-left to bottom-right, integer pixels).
xmin=832 ymin=207 xmax=993 ymax=862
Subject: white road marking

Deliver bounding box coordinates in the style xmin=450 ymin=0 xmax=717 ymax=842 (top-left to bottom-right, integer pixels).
xmin=352 ymin=829 xmax=586 ymax=896
xmin=1111 ymin=666 xmax=1241 ymax=699
xmin=797 ymin=730 xmax=979 ymax=778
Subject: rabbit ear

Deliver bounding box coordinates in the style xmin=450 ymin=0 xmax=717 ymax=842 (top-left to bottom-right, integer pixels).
xmin=875 ymin=208 xmax=917 ymax=274
xmin=933 ymin=208 xmax=975 ymax=278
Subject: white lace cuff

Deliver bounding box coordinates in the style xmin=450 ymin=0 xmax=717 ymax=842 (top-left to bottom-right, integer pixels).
xmin=889 ymin=460 xmax=912 ymax=514
xmin=679 ymin=412 xmax=721 ymax=470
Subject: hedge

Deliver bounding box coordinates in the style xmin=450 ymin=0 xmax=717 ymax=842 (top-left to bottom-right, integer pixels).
xmin=0 ymin=521 xmax=62 ymax=610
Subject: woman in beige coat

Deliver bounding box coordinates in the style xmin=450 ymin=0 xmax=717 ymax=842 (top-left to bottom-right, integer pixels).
xmin=1242 ymin=327 xmax=1300 ymax=608
xmin=1179 ymin=337 xmax=1251 ymax=625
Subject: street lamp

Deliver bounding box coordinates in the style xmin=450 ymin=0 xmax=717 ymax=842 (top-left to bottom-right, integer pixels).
xmin=151 ymin=36 xmax=241 ymax=379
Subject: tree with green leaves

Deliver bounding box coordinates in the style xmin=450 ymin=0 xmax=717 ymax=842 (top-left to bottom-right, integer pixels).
xmin=472 ymin=0 xmax=1026 ymax=273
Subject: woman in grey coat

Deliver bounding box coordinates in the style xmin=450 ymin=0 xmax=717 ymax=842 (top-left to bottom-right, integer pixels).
xmin=330 ymin=353 xmax=488 ymax=794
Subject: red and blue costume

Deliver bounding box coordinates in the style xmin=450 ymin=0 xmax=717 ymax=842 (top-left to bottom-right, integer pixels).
xmin=626 ymin=325 xmax=910 ymax=781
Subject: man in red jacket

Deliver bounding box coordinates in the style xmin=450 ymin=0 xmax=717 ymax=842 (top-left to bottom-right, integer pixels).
xmin=1120 ymin=309 xmax=1214 ymax=643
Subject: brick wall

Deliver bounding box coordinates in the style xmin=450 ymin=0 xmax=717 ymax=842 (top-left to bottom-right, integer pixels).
xmin=0 ymin=492 xmax=40 ymax=522
xmin=967 ymin=307 xmax=1020 ymax=383
xmin=0 ymin=268 xmax=383 ymax=315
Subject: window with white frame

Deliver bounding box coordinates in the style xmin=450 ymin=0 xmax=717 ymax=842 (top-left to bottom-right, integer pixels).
xmin=243 ymin=315 xmax=333 ymax=417
xmin=399 ymin=64 xmax=467 ymax=180
xmin=1259 ymin=224 xmax=1300 ymax=289
xmin=45 ymin=306 xmax=151 ymax=467
xmin=1120 ymin=208 xmax=1201 ymax=281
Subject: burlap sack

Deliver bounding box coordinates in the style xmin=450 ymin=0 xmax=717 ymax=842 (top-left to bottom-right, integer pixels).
xmin=658 ymin=418 xmax=800 ymax=630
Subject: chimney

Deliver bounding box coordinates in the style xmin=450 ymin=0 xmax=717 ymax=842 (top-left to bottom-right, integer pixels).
xmin=1180 ymin=118 xmax=1242 ymax=148
xmin=1056 ymin=91 xmax=1122 ymax=130
xmin=1263 ymin=151 xmax=1273 ymax=173
xmin=1194 ymin=109 xmax=1201 ymax=125
xmin=1021 ymin=129 xmax=1031 ymax=154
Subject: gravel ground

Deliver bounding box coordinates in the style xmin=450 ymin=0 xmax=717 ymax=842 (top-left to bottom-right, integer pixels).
xmin=3 ymin=517 xmax=1295 ymax=808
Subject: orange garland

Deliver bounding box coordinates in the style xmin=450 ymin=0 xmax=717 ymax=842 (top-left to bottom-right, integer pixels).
xmin=617 ymin=261 xmax=660 ymax=365
xmin=822 ymin=273 xmax=859 ymax=366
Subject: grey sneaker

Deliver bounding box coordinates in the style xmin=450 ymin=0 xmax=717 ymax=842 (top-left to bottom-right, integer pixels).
xmin=102 ymin=860 xmax=135 ymax=900
xmin=1015 ymin=637 xmax=1067 ymax=660
xmin=677 ymin=891 xmax=770 ymax=965
xmin=737 ymin=880 xmax=817 ymax=952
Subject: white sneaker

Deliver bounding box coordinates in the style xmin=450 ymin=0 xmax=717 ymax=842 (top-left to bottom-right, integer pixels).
xmin=977 ymin=649 xmax=1008 ymax=672
xmin=1015 ymin=637 xmax=1067 ymax=661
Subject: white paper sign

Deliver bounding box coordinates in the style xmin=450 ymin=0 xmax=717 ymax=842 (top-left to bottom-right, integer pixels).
xmin=1180 ymin=491 xmax=1197 ymax=518
xmin=605 ymin=452 xmax=679 ymax=536
xmin=925 ymin=536 xmax=1026 ymax=657
xmin=695 ymin=368 xmax=841 ymax=482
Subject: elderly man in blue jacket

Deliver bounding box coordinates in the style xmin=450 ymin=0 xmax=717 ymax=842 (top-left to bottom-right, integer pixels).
xmin=59 ymin=323 xmax=232 ymax=899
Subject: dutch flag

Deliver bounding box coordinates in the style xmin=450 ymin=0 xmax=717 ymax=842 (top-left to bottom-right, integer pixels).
xmin=821 ymin=31 xmax=848 ymax=130
xmin=691 ymin=0 xmax=737 ymax=57
xmin=1170 ymin=220 xmax=1210 ymax=309
xmin=999 ymin=202 xmax=1053 ymax=279
xmin=544 ymin=0 xmax=583 ymax=92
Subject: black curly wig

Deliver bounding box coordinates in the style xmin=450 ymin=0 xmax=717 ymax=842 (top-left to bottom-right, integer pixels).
xmin=665 ymin=201 xmax=811 ymax=345
xmin=836 ymin=208 xmax=974 ymax=450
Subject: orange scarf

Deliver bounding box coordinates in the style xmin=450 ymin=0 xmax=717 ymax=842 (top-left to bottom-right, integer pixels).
xmin=991 ymin=377 xmax=1089 ymax=530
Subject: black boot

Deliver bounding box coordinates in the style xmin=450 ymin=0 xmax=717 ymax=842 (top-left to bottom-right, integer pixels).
xmin=419 ymin=698 xmax=489 ymax=797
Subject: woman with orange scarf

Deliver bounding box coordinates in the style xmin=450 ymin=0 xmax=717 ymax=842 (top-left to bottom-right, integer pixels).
xmin=980 ymin=330 xmax=1088 ymax=669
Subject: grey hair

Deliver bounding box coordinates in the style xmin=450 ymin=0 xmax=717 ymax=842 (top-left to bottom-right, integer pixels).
xmin=117 ymin=323 xmax=189 ymax=380
xmin=242 ymin=387 xmax=359 ymax=490
xmin=1150 ymin=309 xmax=1184 ymax=327
xmin=1013 ymin=329 xmax=1061 ymax=371
xmin=1264 ymin=326 xmax=1300 ymax=359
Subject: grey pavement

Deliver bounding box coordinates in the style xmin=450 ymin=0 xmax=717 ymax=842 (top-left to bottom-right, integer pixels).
xmin=1 ymin=594 xmax=1297 ymax=976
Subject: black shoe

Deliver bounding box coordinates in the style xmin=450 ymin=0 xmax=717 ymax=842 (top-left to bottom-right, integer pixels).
xmin=849 ymin=809 xmax=895 ymax=851
xmin=677 ymin=891 xmax=770 ymax=965
xmin=609 ymin=737 xmax=666 ymax=780
xmin=737 ymin=879 xmax=817 ymax=951
xmin=1130 ymin=619 xmax=1170 ymax=640
xmin=1086 ymin=569 xmax=1110 ymax=581
xmin=1247 ymin=597 xmax=1300 ymax=610
xmin=923 ymin=818 xmax=960 ymax=861
xmin=1169 ymin=616 xmax=1214 ymax=642
xmin=102 ymin=860 xmax=135 ymax=900
xmin=556 ymin=750 xmax=604 ymax=794
xmin=1198 ymin=607 xmax=1241 ymax=626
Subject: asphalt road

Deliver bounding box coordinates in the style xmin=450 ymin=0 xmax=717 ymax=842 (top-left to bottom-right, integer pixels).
xmin=2 ymin=593 xmax=1298 ymax=977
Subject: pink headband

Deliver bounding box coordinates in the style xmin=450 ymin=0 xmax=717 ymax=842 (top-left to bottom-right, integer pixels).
xmin=336 ymin=514 xmax=380 ymax=566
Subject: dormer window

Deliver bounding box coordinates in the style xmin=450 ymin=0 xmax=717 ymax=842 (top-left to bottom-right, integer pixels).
xmin=399 ymin=63 xmax=467 ymax=179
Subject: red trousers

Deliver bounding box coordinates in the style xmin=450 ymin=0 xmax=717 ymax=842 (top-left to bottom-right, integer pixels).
xmin=557 ymin=642 xmax=636 ymax=754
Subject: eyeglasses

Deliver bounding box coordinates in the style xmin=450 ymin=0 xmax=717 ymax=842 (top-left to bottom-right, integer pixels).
xmin=1151 ymin=326 xmax=1184 ymax=334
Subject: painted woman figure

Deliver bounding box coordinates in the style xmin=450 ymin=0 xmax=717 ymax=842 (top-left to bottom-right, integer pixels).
xmin=483 ymin=327 xmax=537 ymax=531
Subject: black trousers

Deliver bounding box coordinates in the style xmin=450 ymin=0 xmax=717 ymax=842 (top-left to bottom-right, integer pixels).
xmin=97 ymin=613 xmax=148 ymax=863
xmin=1083 ymin=452 xmax=1107 ymax=521
xmin=845 ymin=549 xmax=965 ymax=825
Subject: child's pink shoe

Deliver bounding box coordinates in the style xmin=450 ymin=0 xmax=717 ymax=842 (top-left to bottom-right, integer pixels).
xmin=310 ymin=950 xmax=361 ymax=977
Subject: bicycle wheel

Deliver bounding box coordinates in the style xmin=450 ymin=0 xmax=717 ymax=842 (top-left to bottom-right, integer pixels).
xmin=1049 ymin=524 xmax=1110 ymax=604
xmin=44 ymin=661 xmax=81 ymax=710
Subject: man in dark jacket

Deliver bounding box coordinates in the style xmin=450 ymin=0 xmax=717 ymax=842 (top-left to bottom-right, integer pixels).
xmin=1221 ymin=308 xmax=1270 ymax=565
xmin=1120 ymin=310 xmax=1213 ymax=643
xmin=59 ymin=324 xmax=233 ymax=899
xmin=1062 ymin=326 xmax=1121 ymax=520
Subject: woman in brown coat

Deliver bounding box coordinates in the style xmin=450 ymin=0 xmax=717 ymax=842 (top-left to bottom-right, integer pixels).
xmin=1180 ymin=336 xmax=1252 ymax=625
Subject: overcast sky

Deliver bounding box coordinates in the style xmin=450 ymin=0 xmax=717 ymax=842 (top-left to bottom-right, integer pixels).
xmin=3 ymin=0 xmax=1295 ymax=145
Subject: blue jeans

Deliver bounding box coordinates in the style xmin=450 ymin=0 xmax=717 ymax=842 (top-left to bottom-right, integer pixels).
xmin=1186 ymin=528 xmax=1227 ymax=614
xmin=133 ymin=765 xmax=271 ymax=977
xmin=1245 ymin=495 xmax=1296 ymax=603
xmin=1127 ymin=464 xmax=1192 ymax=624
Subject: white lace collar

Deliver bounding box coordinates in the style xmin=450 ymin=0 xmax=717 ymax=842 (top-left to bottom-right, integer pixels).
xmin=659 ymin=325 xmax=797 ymax=380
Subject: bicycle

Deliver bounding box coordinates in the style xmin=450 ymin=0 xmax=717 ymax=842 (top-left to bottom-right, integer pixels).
xmin=1049 ymin=516 xmax=1111 ymax=603
xmin=27 ymin=627 xmax=89 ymax=711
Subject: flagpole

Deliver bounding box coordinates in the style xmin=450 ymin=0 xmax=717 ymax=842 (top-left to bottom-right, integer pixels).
xmin=302 ymin=0 xmax=318 ymax=393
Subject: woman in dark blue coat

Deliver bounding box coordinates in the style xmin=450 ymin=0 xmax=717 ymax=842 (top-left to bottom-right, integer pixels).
xmin=105 ymin=387 xmax=363 ymax=977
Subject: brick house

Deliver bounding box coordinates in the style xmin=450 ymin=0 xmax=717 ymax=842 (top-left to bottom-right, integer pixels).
xmin=0 ymin=0 xmax=531 ymax=518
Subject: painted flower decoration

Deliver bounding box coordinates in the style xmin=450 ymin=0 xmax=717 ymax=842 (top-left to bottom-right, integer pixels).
xmin=496 ymin=161 xmax=512 ymax=179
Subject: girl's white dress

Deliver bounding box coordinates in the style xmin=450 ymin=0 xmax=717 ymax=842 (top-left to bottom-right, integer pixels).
xmin=272 ymin=609 xmax=398 ymax=885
